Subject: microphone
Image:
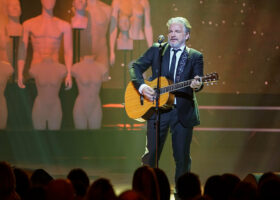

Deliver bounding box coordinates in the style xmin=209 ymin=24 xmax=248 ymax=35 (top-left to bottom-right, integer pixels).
xmin=158 ymin=35 xmax=165 ymax=43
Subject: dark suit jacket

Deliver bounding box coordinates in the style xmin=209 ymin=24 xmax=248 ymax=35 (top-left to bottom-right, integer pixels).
xmin=129 ymin=42 xmax=204 ymax=127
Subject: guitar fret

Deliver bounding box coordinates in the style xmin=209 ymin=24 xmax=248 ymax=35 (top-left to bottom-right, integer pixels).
xmin=160 ymin=80 xmax=192 ymax=94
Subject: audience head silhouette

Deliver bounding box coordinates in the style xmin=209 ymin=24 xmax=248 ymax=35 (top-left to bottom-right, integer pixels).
xmin=258 ymin=173 xmax=280 ymax=200
xmin=228 ymin=181 xmax=257 ymax=200
xmin=220 ymin=173 xmax=241 ymax=199
xmin=86 ymin=178 xmax=117 ymax=200
xmin=153 ymin=168 xmax=170 ymax=200
xmin=67 ymin=168 xmax=90 ymax=198
xmin=176 ymin=172 xmax=201 ymax=200
xmin=31 ymin=168 xmax=53 ymax=188
xmin=0 ymin=161 xmax=20 ymax=200
xmin=204 ymin=175 xmax=223 ymax=200
xmin=46 ymin=179 xmax=75 ymax=200
xmin=118 ymin=189 xmax=146 ymax=200
xmin=132 ymin=166 xmax=160 ymax=200
xmin=13 ymin=168 xmax=30 ymax=200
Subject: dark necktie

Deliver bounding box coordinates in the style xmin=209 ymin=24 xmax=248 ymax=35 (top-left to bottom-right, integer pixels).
xmin=169 ymin=49 xmax=181 ymax=82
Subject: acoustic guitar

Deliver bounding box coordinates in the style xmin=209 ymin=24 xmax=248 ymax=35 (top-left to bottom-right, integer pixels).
xmin=124 ymin=73 xmax=219 ymax=122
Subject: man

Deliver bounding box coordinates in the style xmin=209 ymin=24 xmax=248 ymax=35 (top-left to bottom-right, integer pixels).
xmin=129 ymin=17 xmax=204 ymax=186
xmin=17 ymin=0 xmax=72 ymax=89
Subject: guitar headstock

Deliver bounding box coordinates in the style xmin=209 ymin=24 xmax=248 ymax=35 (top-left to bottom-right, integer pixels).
xmin=201 ymin=72 xmax=219 ymax=85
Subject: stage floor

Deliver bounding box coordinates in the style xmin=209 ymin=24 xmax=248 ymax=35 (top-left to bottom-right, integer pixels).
xmin=1 ymin=129 xmax=280 ymax=191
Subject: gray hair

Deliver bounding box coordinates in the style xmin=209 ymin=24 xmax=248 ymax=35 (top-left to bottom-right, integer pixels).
xmin=166 ymin=17 xmax=192 ymax=33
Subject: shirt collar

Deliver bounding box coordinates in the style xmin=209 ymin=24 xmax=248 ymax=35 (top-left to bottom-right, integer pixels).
xmin=170 ymin=45 xmax=186 ymax=53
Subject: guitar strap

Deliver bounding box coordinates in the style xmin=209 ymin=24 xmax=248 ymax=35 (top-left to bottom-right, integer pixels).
xmin=175 ymin=47 xmax=190 ymax=83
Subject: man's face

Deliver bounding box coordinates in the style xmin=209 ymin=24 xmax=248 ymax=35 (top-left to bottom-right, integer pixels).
xmin=73 ymin=0 xmax=87 ymax=11
xmin=7 ymin=0 xmax=21 ymax=18
xmin=41 ymin=0 xmax=56 ymax=10
xmin=168 ymin=23 xmax=189 ymax=49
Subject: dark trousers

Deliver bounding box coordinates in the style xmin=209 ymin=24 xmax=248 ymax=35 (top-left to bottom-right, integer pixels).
xmin=141 ymin=107 xmax=193 ymax=184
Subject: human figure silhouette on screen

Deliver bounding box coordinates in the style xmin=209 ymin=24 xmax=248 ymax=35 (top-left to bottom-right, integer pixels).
xmin=0 ymin=0 xmax=22 ymax=129
xmin=116 ymin=15 xmax=133 ymax=50
xmin=6 ymin=0 xmax=22 ymax=37
xmin=79 ymin=0 xmax=111 ymax=79
xmin=0 ymin=61 xmax=14 ymax=129
xmin=109 ymin=0 xmax=153 ymax=66
xmin=29 ymin=58 xmax=66 ymax=130
xmin=72 ymin=56 xmax=103 ymax=129
xmin=71 ymin=0 xmax=88 ymax=29
xmin=17 ymin=0 xmax=73 ymax=90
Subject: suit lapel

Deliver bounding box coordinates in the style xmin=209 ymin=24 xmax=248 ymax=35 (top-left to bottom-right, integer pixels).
xmin=176 ymin=46 xmax=190 ymax=82
xmin=182 ymin=47 xmax=193 ymax=79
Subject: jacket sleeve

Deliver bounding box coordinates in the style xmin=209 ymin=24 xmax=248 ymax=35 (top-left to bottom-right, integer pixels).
xmin=192 ymin=51 xmax=204 ymax=93
xmin=129 ymin=46 xmax=156 ymax=90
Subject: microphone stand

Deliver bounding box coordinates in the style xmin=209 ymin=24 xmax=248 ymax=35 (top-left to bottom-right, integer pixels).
xmin=155 ymin=39 xmax=164 ymax=168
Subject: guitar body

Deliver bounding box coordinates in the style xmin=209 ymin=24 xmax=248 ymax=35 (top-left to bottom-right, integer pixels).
xmin=124 ymin=77 xmax=175 ymax=122
xmin=125 ymin=73 xmax=218 ymax=122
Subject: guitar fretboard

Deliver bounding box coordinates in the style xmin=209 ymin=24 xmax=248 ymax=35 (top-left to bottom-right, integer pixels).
xmin=160 ymin=79 xmax=193 ymax=94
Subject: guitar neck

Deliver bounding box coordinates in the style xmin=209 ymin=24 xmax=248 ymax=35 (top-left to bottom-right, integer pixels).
xmin=160 ymin=79 xmax=195 ymax=94
xmin=158 ymin=73 xmax=218 ymax=94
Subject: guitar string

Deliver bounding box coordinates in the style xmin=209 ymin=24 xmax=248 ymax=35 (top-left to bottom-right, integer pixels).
xmin=158 ymin=75 xmax=216 ymax=94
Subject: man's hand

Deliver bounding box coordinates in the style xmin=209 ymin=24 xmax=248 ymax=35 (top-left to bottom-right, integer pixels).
xmin=190 ymin=75 xmax=202 ymax=90
xmin=65 ymin=73 xmax=72 ymax=90
xmin=142 ymin=85 xmax=156 ymax=102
